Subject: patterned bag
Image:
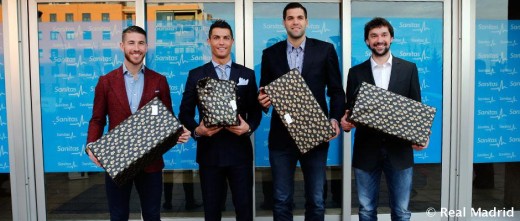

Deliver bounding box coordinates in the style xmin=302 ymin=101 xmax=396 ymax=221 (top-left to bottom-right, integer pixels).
xmin=348 ymin=82 xmax=436 ymax=146
xmin=88 ymin=97 xmax=183 ymax=186
xmin=197 ymin=77 xmax=239 ymax=127
xmin=264 ymin=69 xmax=336 ymax=154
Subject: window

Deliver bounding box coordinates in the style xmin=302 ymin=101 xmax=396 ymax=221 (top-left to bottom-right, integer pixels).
xmin=66 ymin=31 xmax=75 ymax=40
xmin=83 ymin=31 xmax=92 ymax=40
xmin=82 ymin=13 xmax=91 ymax=22
xmin=50 ymin=31 xmax=59 ymax=40
xmin=50 ymin=13 xmax=57 ymax=22
xmin=83 ymin=49 xmax=94 ymax=58
xmin=102 ymin=31 xmax=111 ymax=40
xmin=102 ymin=13 xmax=110 ymax=22
xmin=66 ymin=49 xmax=76 ymax=58
xmin=38 ymin=31 xmax=43 ymax=40
xmin=65 ymin=13 xmax=73 ymax=22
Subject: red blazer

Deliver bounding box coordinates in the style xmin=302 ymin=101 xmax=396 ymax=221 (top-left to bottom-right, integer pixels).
xmin=87 ymin=66 xmax=173 ymax=172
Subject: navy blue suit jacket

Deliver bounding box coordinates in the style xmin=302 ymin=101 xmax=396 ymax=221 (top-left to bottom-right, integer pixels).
xmin=179 ymin=62 xmax=262 ymax=167
xmin=259 ymin=37 xmax=345 ymax=150
xmin=346 ymin=56 xmax=421 ymax=171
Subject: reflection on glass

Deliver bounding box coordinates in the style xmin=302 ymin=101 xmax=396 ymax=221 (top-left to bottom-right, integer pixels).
xmin=351 ymin=1 xmax=443 ymax=216
xmin=145 ymin=2 xmax=235 ymax=218
xmin=253 ymin=2 xmax=343 ymax=216
xmin=37 ymin=2 xmax=134 ymax=220
xmin=0 ymin=1 xmax=12 ymax=220
xmin=473 ymin=0 xmax=520 ymax=215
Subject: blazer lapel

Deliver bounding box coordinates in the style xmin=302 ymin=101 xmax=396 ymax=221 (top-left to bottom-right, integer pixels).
xmin=110 ymin=67 xmax=132 ymax=116
xmin=204 ymin=62 xmax=220 ymax=79
xmin=361 ymin=60 xmax=376 ymax=85
xmin=276 ymin=42 xmax=290 ymax=76
xmin=301 ymin=37 xmax=314 ymax=78
xmin=229 ymin=63 xmax=240 ymax=83
xmin=138 ymin=67 xmax=158 ymax=108
xmin=387 ymin=56 xmax=402 ymax=92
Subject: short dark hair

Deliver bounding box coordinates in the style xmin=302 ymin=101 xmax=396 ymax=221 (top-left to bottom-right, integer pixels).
xmin=122 ymin=25 xmax=147 ymax=41
xmin=283 ymin=2 xmax=307 ymax=20
xmin=364 ymin=17 xmax=394 ymax=41
xmin=209 ymin=19 xmax=233 ymax=39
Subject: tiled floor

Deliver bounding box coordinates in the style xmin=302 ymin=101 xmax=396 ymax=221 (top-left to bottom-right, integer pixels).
xmin=0 ymin=164 xmax=519 ymax=220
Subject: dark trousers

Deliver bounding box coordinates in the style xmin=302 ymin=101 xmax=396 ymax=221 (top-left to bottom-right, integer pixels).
xmin=105 ymin=171 xmax=162 ymax=221
xmin=199 ymin=164 xmax=253 ymax=221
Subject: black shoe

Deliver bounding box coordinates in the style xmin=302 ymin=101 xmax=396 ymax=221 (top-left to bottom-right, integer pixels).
xmin=163 ymin=202 xmax=173 ymax=210
xmin=185 ymin=202 xmax=202 ymax=210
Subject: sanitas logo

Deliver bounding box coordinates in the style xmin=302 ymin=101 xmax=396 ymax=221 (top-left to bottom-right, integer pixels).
xmin=51 ymin=57 xmax=76 ymax=63
xmin=89 ymin=56 xmax=112 ymax=62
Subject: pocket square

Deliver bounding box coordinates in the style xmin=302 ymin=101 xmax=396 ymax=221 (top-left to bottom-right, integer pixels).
xmin=237 ymin=77 xmax=249 ymax=86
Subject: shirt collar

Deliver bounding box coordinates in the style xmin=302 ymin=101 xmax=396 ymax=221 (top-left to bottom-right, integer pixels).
xmin=122 ymin=63 xmax=145 ymax=76
xmin=286 ymin=38 xmax=306 ymax=52
xmin=211 ymin=60 xmax=232 ymax=68
xmin=370 ymin=52 xmax=393 ymax=69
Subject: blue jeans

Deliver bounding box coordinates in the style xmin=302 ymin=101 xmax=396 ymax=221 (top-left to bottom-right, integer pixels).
xmin=269 ymin=145 xmax=328 ymax=221
xmin=105 ymin=171 xmax=163 ymax=221
xmin=354 ymin=156 xmax=413 ymax=221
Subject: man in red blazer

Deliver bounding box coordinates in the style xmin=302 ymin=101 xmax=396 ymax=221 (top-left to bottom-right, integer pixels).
xmin=86 ymin=25 xmax=190 ymax=221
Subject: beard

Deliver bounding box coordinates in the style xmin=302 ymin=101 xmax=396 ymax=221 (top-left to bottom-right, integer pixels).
xmin=287 ymin=28 xmax=305 ymax=40
xmin=368 ymin=43 xmax=391 ymax=57
xmin=124 ymin=52 xmax=144 ymax=66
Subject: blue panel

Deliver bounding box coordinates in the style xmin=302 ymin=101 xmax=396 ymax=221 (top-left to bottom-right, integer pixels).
xmin=0 ymin=23 xmax=9 ymax=173
xmin=40 ymin=21 xmax=125 ymax=172
xmin=474 ymin=20 xmax=520 ymax=163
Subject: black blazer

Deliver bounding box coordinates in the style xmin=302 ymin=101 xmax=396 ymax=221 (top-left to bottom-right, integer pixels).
xmin=346 ymin=56 xmax=421 ymax=171
xmin=259 ymin=37 xmax=345 ymax=150
xmin=179 ymin=62 xmax=262 ymax=167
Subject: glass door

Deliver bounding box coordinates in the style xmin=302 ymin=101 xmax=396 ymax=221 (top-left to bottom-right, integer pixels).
xmin=472 ymin=0 xmax=520 ymax=217
xmin=36 ymin=2 xmax=135 ymax=220
xmin=350 ymin=1 xmax=446 ymax=220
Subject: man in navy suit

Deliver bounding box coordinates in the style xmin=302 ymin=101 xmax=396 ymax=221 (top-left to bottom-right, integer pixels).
xmin=179 ymin=20 xmax=262 ymax=221
xmin=341 ymin=17 xmax=428 ymax=221
xmin=86 ymin=25 xmax=191 ymax=221
xmin=257 ymin=3 xmax=345 ymax=220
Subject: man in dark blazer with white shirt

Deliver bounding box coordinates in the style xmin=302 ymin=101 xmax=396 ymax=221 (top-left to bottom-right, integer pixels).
xmin=257 ymin=3 xmax=345 ymax=220
xmin=179 ymin=20 xmax=261 ymax=221
xmin=341 ymin=17 xmax=427 ymax=221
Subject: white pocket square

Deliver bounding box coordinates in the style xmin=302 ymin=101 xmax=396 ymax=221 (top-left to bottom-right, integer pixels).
xmin=237 ymin=77 xmax=249 ymax=86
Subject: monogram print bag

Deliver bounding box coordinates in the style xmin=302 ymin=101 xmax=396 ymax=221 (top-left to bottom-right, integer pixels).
xmin=348 ymin=82 xmax=436 ymax=146
xmin=88 ymin=97 xmax=183 ymax=186
xmin=264 ymin=69 xmax=336 ymax=154
xmin=197 ymin=77 xmax=240 ymax=127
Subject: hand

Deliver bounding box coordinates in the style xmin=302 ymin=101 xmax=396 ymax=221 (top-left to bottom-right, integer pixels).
xmin=177 ymin=126 xmax=191 ymax=143
xmin=340 ymin=110 xmax=355 ymax=132
xmin=195 ymin=120 xmax=222 ymax=137
xmin=412 ymin=135 xmax=430 ymax=151
xmin=258 ymin=87 xmax=271 ymax=109
xmin=226 ymin=115 xmax=250 ymax=136
xmin=327 ymin=119 xmax=340 ymax=141
xmin=86 ymin=147 xmax=102 ymax=167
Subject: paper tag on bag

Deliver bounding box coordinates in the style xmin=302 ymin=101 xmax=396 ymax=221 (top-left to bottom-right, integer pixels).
xmin=284 ymin=113 xmax=293 ymax=124
xmin=230 ymin=100 xmax=237 ymax=111
xmin=151 ymin=105 xmax=158 ymax=115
